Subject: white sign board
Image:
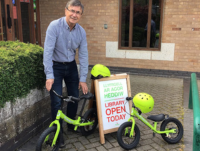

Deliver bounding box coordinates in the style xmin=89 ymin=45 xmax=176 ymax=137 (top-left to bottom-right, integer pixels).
xmin=94 ymin=74 xmax=132 ymax=144
xmin=99 ymin=79 xmax=130 ymax=130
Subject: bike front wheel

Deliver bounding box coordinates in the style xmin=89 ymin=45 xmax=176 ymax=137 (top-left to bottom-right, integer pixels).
xmin=80 ymin=108 xmax=98 ymax=136
xmin=160 ymin=117 xmax=183 ymax=144
xmin=35 ymin=126 xmax=61 ymax=151
xmin=117 ymin=122 xmax=140 ymax=150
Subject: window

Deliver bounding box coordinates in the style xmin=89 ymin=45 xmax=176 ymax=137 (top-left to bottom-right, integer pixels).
xmin=119 ymin=0 xmax=163 ymax=50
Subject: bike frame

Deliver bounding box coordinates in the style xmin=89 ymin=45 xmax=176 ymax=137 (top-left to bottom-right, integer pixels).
xmin=45 ymin=110 xmax=95 ymax=146
xmin=126 ymin=107 xmax=176 ymax=137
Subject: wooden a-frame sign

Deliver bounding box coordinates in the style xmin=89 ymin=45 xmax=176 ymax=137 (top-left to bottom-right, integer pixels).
xmin=92 ymin=73 xmax=132 ymax=144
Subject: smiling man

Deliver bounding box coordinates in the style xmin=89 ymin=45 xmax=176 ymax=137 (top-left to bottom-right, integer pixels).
xmin=43 ymin=0 xmax=88 ymax=147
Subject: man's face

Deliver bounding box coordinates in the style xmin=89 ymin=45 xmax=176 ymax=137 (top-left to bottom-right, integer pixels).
xmin=65 ymin=5 xmax=82 ymax=26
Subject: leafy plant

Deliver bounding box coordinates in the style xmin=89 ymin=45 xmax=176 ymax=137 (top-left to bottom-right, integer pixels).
xmin=0 ymin=41 xmax=45 ymax=108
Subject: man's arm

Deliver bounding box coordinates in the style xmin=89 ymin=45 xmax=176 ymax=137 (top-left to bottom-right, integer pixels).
xmin=78 ymin=31 xmax=88 ymax=94
xmin=43 ymin=22 xmax=57 ymax=91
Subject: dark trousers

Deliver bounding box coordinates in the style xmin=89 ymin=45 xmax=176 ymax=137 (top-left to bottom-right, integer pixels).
xmin=50 ymin=60 xmax=79 ymax=130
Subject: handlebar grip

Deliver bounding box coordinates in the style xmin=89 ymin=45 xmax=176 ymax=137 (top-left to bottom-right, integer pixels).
xmin=126 ymin=97 xmax=133 ymax=101
xmin=51 ymin=89 xmax=80 ymax=102
xmin=51 ymin=89 xmax=63 ymax=98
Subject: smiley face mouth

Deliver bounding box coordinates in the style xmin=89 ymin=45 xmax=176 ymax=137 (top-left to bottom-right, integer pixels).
xmin=70 ymin=17 xmax=77 ymax=21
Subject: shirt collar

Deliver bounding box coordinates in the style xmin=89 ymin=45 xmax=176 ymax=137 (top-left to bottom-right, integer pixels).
xmin=63 ymin=17 xmax=76 ymax=30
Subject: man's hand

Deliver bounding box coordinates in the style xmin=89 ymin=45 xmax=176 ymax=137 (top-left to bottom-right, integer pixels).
xmin=46 ymin=79 xmax=54 ymax=91
xmin=79 ymin=82 xmax=88 ymax=94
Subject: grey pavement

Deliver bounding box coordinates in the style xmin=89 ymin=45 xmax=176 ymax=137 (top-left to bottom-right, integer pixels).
xmin=17 ymin=74 xmax=195 ymax=151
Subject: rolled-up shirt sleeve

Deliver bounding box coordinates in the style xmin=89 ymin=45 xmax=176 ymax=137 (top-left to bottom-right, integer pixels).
xmin=78 ymin=31 xmax=88 ymax=83
xmin=43 ymin=22 xmax=57 ymax=80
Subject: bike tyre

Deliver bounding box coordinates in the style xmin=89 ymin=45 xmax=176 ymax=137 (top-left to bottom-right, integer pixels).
xmin=35 ymin=126 xmax=61 ymax=151
xmin=80 ymin=108 xmax=98 ymax=136
xmin=117 ymin=122 xmax=140 ymax=150
xmin=160 ymin=117 xmax=183 ymax=144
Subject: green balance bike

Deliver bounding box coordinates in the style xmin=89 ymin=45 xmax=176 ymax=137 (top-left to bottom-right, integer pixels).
xmin=117 ymin=93 xmax=183 ymax=150
xmin=35 ymin=89 xmax=98 ymax=151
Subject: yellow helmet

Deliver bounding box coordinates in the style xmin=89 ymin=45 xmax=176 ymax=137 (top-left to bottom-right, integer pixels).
xmin=91 ymin=64 xmax=111 ymax=79
xmin=133 ymin=93 xmax=154 ymax=113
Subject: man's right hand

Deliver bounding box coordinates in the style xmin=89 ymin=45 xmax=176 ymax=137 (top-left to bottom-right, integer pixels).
xmin=46 ymin=79 xmax=54 ymax=91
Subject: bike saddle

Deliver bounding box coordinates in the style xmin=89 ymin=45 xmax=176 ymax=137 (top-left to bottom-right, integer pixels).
xmin=147 ymin=114 xmax=165 ymax=122
xmin=79 ymin=92 xmax=94 ymax=100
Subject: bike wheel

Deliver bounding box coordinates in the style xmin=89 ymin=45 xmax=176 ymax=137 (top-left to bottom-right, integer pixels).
xmin=35 ymin=126 xmax=61 ymax=151
xmin=80 ymin=108 xmax=98 ymax=136
xmin=160 ymin=117 xmax=183 ymax=144
xmin=117 ymin=122 xmax=140 ymax=150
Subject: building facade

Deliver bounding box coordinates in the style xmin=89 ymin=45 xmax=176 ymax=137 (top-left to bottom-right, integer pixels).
xmin=1 ymin=0 xmax=200 ymax=72
xmin=40 ymin=0 xmax=200 ymax=73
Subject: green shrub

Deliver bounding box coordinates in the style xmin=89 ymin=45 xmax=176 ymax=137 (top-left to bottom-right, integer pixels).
xmin=0 ymin=41 xmax=45 ymax=108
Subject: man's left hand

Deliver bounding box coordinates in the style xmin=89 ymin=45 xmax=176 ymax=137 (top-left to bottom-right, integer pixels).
xmin=79 ymin=82 xmax=88 ymax=94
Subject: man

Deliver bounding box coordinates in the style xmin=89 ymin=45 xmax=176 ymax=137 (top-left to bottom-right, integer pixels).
xmin=43 ymin=0 xmax=88 ymax=147
xmin=144 ymin=14 xmax=156 ymax=47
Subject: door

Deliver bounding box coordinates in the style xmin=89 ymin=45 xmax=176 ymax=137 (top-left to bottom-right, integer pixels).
xmin=0 ymin=1 xmax=4 ymax=40
xmin=0 ymin=0 xmax=12 ymax=41
xmin=0 ymin=0 xmax=41 ymax=45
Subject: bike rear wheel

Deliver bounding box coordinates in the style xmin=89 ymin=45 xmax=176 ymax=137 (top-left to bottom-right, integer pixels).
xmin=80 ymin=108 xmax=98 ymax=136
xmin=117 ymin=122 xmax=140 ymax=150
xmin=35 ymin=126 xmax=61 ymax=151
xmin=160 ymin=117 xmax=183 ymax=144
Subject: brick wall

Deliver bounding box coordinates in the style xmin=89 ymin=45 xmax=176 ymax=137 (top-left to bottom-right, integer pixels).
xmin=161 ymin=0 xmax=200 ymax=72
xmin=40 ymin=0 xmax=67 ymax=46
xmin=39 ymin=0 xmax=200 ymax=72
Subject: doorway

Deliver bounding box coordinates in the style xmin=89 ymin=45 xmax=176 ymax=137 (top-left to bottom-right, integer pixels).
xmin=0 ymin=0 xmax=41 ymax=45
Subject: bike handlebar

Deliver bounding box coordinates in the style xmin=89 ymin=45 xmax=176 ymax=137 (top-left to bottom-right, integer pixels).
xmin=126 ymin=96 xmax=142 ymax=114
xmin=70 ymin=96 xmax=80 ymax=102
xmin=51 ymin=89 xmax=80 ymax=103
xmin=52 ymin=90 xmax=63 ymax=98
xmin=126 ymin=97 xmax=133 ymax=101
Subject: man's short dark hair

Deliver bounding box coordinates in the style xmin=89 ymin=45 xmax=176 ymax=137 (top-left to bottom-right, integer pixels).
xmin=66 ymin=0 xmax=84 ymax=14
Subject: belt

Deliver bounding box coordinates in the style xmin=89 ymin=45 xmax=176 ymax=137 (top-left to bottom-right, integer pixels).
xmin=53 ymin=60 xmax=74 ymax=64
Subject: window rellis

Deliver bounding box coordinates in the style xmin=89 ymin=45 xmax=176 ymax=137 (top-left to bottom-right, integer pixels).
xmin=119 ymin=0 xmax=163 ymax=50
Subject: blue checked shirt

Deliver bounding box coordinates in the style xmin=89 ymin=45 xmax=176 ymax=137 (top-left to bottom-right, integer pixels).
xmin=43 ymin=17 xmax=88 ymax=82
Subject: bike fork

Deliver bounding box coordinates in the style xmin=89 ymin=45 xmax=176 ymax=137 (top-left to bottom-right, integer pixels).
xmin=47 ymin=120 xmax=61 ymax=147
xmin=126 ymin=117 xmax=135 ymax=138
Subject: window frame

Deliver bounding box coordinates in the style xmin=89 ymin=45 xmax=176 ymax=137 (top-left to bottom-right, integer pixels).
xmin=118 ymin=0 xmax=164 ymax=51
